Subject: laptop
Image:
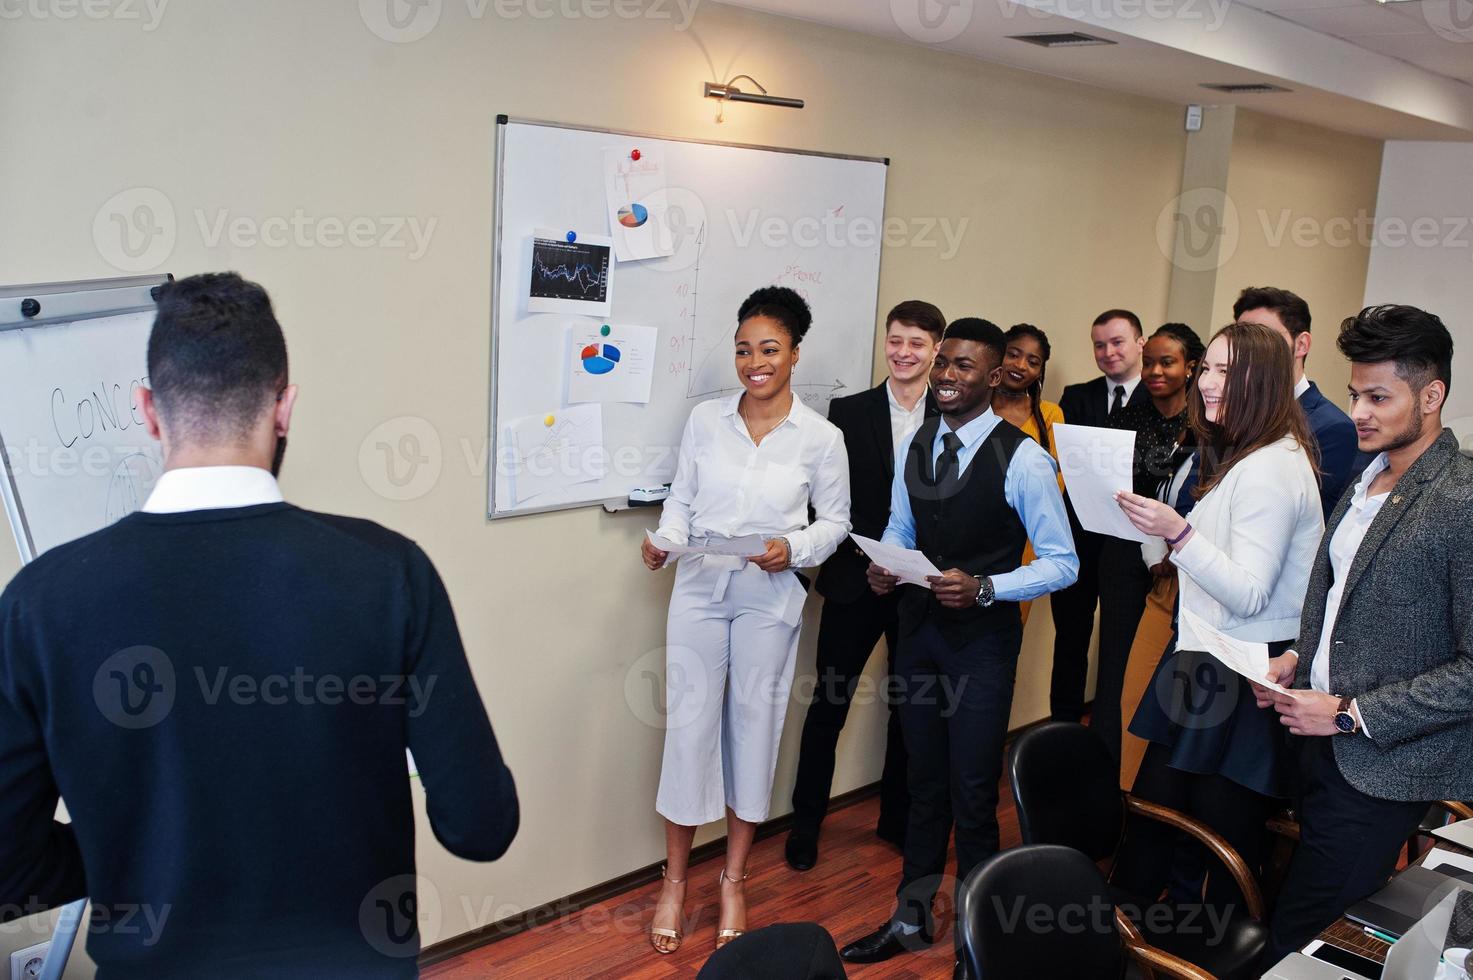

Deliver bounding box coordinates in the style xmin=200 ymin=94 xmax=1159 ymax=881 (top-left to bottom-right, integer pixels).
xmin=1346 ymin=867 xmax=1473 ymax=939
xmin=1432 ymin=820 xmax=1473 ymax=851
xmin=1266 ymin=889 xmax=1464 ymax=980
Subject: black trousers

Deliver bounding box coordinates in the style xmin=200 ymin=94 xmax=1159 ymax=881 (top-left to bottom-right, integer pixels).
xmin=1113 ymin=740 xmax=1279 ymax=916
xmin=1091 ymin=537 xmax=1154 ymax=768
xmin=1262 ymin=736 xmax=1430 ymax=966
xmin=1050 ymin=521 xmax=1103 ymax=722
xmin=790 ymin=591 xmax=908 ymax=837
xmin=891 ymin=619 xmax=1024 ymax=941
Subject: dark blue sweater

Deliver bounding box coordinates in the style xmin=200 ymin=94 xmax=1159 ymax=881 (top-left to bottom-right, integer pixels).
xmin=0 ymin=503 xmax=518 ymax=978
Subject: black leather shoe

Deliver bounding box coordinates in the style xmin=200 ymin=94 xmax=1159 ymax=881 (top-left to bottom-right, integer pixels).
xmin=840 ymin=921 xmax=933 ymax=963
xmin=784 ymin=830 xmax=817 ymax=871
xmin=953 ymin=956 xmax=970 ymax=980
xmin=875 ymin=824 xmax=906 ymax=849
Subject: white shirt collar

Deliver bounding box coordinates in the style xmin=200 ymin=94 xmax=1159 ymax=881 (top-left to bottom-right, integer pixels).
xmin=885 ymin=378 xmax=926 ymax=415
xmin=719 ymin=390 xmax=810 ymax=431
xmin=143 ymin=466 xmax=285 ymax=514
xmin=1294 ymin=375 xmax=1312 ymax=400
xmin=1107 ymin=375 xmax=1141 ymax=403
xmin=1348 ymin=452 xmax=1391 ymax=507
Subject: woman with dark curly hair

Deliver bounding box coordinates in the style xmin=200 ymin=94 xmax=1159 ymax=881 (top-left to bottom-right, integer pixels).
xmin=641 ymin=286 xmax=852 ymax=956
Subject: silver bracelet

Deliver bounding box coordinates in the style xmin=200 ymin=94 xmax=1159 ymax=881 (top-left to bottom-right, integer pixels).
xmin=777 ymin=536 xmax=794 ymax=570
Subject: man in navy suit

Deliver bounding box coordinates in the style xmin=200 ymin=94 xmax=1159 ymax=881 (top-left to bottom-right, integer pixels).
xmin=1050 ymin=309 xmax=1149 ymax=723
xmin=1234 ymin=286 xmax=1364 ymax=516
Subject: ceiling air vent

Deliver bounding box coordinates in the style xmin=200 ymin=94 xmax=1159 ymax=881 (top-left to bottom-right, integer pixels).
xmin=1008 ymin=32 xmax=1117 ymax=47
xmin=1200 ymin=82 xmax=1292 ymax=93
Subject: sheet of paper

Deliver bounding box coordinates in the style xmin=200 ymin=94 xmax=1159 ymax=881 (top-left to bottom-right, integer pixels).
xmin=1425 ymin=847 xmax=1473 ymax=880
xmin=1433 ymin=820 xmax=1473 ymax=851
xmin=849 ymin=532 xmax=943 ymax=589
xmin=646 ymin=529 xmax=767 ymax=558
xmin=526 ymin=228 xmax=614 ymax=317
xmin=504 ymin=404 xmax=605 ymax=504
xmin=1051 ymin=422 xmax=1152 ymax=543
xmin=1179 ymin=606 xmax=1302 ymax=697
xmin=603 ymin=145 xmax=674 ymax=261
xmin=566 ymin=322 xmax=657 ymax=404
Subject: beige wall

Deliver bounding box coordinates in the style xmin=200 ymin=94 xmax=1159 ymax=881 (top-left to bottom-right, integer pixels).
xmin=1212 ymin=110 xmax=1384 ymax=399
xmin=0 ymin=0 xmax=1371 ymax=961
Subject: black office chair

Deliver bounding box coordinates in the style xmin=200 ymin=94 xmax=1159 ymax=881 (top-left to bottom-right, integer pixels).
xmin=1009 ymin=722 xmax=1268 ymax=980
xmin=957 ymin=844 xmax=1126 ymax=979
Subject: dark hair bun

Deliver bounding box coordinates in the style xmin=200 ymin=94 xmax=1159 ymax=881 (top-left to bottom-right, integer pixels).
xmin=737 ymin=286 xmax=812 ymax=344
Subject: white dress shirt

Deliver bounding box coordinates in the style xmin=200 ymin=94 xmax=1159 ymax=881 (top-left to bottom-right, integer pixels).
xmin=1105 ymin=375 xmax=1142 ymax=414
xmin=143 ymin=465 xmax=284 ymax=513
xmin=1309 ymin=453 xmax=1390 ymax=695
xmin=656 ymin=392 xmax=851 ymax=570
xmin=885 ymin=379 xmax=928 ymax=459
xmin=1294 ymin=374 xmax=1311 ymax=400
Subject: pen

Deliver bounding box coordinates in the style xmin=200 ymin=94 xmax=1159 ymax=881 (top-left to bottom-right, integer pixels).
xmin=1362 ymin=925 xmax=1399 ymax=944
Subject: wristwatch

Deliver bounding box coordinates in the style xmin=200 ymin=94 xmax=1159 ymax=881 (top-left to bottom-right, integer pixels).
xmin=1333 ymin=695 xmax=1359 ymax=735
xmin=974 ymin=575 xmax=996 ymax=608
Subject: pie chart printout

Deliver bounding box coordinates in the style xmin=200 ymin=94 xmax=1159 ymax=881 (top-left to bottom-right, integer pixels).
xmin=580 ymin=343 xmax=622 ymax=375
xmin=616 ymin=202 xmax=649 ymax=229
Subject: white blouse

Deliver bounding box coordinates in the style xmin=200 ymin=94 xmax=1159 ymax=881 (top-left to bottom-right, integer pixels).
xmin=656 ymin=392 xmax=852 ymax=569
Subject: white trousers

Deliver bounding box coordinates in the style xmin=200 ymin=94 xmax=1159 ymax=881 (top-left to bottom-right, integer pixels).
xmin=655 ymin=559 xmax=805 ymax=826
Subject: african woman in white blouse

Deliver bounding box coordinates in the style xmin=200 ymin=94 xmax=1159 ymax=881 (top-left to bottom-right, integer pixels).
xmin=640 ymin=286 xmax=851 ymax=955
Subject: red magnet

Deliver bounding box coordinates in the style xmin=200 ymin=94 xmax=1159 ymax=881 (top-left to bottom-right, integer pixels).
xmin=631 ymin=148 xmax=641 ymax=161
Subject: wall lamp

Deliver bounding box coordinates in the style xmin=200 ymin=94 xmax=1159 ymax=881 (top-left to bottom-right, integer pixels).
xmin=704 ymin=75 xmax=804 ymax=121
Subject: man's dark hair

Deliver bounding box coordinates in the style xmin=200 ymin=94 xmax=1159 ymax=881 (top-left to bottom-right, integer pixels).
xmin=1337 ymin=304 xmax=1454 ymax=394
xmin=737 ymin=286 xmax=812 ymax=344
xmin=147 ymin=272 xmax=288 ymax=442
xmin=942 ymin=317 xmax=1005 ymax=364
xmin=886 ymin=299 xmax=946 ymax=341
xmin=1233 ymin=286 xmax=1312 ymax=339
xmin=1092 ymin=308 xmax=1142 ymax=336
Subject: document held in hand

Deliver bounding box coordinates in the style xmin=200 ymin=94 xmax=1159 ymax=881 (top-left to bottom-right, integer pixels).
xmin=849 ymin=533 xmax=944 ymax=589
xmin=646 ymin=529 xmax=768 ymax=558
xmin=1051 ymin=423 xmax=1152 ymax=543
xmin=1179 ymin=606 xmax=1302 ymax=697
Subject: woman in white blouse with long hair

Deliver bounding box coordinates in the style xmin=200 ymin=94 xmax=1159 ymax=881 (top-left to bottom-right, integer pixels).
xmin=640 ymin=286 xmax=851 ymax=956
xmin=1113 ymin=319 xmax=1324 ymax=911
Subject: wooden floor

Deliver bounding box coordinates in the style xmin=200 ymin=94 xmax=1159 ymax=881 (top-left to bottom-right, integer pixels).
xmin=424 ymin=782 xmax=1020 ymax=979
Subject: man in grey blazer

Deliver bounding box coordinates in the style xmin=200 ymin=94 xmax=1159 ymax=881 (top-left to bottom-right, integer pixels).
xmin=1253 ymin=304 xmax=1470 ymax=963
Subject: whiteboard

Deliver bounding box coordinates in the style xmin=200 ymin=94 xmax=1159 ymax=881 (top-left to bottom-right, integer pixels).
xmin=0 ymin=303 xmax=161 ymax=560
xmin=489 ymin=118 xmax=887 ymax=518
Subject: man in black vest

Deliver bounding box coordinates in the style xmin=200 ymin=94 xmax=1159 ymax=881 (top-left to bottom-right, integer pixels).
xmin=839 ymin=318 xmax=1078 ymax=980
xmin=786 ymin=300 xmax=944 ymax=872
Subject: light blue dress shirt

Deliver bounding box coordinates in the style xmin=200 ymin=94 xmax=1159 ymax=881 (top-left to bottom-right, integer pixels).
xmin=880 ymin=408 xmax=1078 ymax=601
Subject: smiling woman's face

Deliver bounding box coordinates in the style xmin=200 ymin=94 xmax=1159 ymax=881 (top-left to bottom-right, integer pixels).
xmin=734 ymin=314 xmax=798 ymax=402
xmin=999 ymin=334 xmax=1045 ymax=394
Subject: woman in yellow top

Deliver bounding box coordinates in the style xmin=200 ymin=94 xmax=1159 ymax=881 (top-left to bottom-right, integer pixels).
xmin=988 ymin=323 xmax=1063 ymax=625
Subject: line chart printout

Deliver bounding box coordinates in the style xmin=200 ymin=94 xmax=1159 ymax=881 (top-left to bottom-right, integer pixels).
xmin=527 ymin=229 xmax=614 ymax=317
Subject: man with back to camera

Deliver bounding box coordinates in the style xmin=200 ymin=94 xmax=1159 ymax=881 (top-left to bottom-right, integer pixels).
xmin=785 ymin=300 xmax=943 ymax=872
xmin=1252 ymin=304 xmax=1473 ymax=964
xmin=840 ymin=318 xmax=1078 ymax=980
xmin=0 ymin=273 xmax=518 ymax=979
xmin=1050 ymin=308 xmax=1148 ymax=724
xmin=1234 ymin=286 xmax=1364 ymax=516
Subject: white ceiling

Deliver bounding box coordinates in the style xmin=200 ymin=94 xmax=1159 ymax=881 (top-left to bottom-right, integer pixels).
xmin=1236 ymin=0 xmax=1473 ymax=84
xmin=715 ymin=0 xmax=1473 ymax=139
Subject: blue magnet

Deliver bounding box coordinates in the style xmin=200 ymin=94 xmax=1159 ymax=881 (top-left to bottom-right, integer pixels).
xmin=566 ymin=231 xmax=576 ymax=243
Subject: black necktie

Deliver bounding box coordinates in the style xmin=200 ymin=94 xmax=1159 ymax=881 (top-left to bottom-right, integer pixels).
xmin=936 ymin=431 xmax=963 ymax=486
xmin=1110 ymin=384 xmax=1125 ymax=417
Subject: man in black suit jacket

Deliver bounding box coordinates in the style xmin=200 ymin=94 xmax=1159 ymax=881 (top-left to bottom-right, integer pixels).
xmin=786 ymin=301 xmax=944 ymax=871
xmin=1234 ymin=286 xmax=1365 ymax=516
xmin=1050 ymin=309 xmax=1148 ymax=723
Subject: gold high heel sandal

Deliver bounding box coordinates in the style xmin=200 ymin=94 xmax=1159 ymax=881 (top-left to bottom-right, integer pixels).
xmin=649 ymin=865 xmax=686 ymax=955
xmin=715 ymin=866 xmax=751 ymax=951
